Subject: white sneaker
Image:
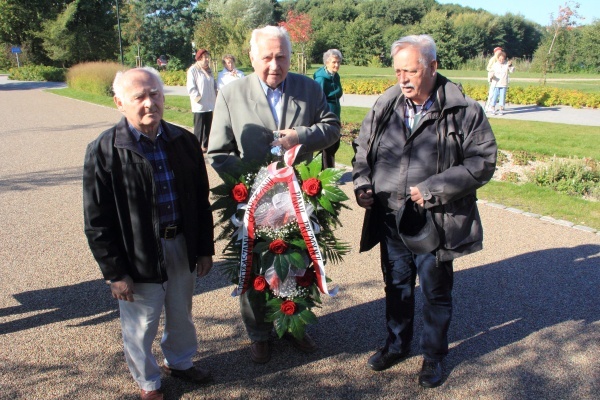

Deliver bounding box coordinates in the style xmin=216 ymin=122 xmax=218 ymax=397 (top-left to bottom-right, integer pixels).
xmin=486 ymin=107 xmax=495 ymax=114
xmin=497 ymin=110 xmax=504 ymax=116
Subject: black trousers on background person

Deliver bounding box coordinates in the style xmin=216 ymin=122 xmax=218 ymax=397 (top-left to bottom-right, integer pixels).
xmin=379 ymin=231 xmax=454 ymax=362
xmin=193 ymin=111 xmax=213 ymax=150
xmin=321 ymin=139 xmax=340 ymax=169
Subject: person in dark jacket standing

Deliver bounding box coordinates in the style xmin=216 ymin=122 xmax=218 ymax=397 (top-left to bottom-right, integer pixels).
xmin=313 ymin=49 xmax=343 ymax=169
xmin=352 ymin=35 xmax=497 ymax=389
xmin=83 ymin=67 xmax=215 ymax=400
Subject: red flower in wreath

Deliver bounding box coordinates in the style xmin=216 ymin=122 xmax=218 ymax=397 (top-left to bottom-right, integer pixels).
xmin=280 ymin=300 xmax=297 ymax=315
xmin=302 ymin=178 xmax=321 ymax=196
xmin=253 ymin=275 xmax=268 ymax=292
xmin=231 ymin=183 xmax=248 ymax=203
xmin=296 ymin=268 xmax=316 ymax=287
xmin=269 ymin=239 xmax=288 ymax=254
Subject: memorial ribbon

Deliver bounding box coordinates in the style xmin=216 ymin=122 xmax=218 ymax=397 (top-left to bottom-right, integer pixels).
xmin=232 ymin=145 xmax=334 ymax=297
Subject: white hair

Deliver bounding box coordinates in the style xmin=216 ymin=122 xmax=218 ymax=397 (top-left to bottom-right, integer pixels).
xmin=323 ymin=49 xmax=343 ymax=64
xmin=112 ymin=67 xmax=164 ymax=99
xmin=390 ymin=34 xmax=437 ymax=67
xmin=250 ymin=25 xmax=292 ymax=58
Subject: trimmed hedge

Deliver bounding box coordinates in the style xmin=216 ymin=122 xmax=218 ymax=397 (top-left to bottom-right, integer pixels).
xmin=8 ymin=65 xmax=66 ymax=82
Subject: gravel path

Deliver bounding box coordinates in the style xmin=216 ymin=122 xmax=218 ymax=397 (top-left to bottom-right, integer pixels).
xmin=0 ymin=82 xmax=599 ymax=399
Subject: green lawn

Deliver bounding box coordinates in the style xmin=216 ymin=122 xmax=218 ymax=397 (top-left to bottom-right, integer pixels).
xmin=48 ymin=87 xmax=600 ymax=230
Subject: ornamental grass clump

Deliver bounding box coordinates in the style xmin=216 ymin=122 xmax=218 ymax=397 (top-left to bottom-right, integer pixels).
xmin=67 ymin=62 xmax=125 ymax=96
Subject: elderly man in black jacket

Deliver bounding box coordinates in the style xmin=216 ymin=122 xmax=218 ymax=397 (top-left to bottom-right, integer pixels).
xmin=83 ymin=67 xmax=214 ymax=400
xmin=352 ymin=35 xmax=497 ymax=389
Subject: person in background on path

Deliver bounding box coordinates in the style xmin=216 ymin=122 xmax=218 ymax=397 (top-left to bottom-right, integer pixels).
xmin=187 ymin=49 xmax=217 ymax=151
xmin=487 ymin=51 xmax=515 ymax=116
xmin=352 ymin=34 xmax=497 ymax=389
xmin=485 ymin=46 xmax=503 ymax=113
xmin=208 ymin=25 xmax=340 ymax=364
xmin=313 ymin=49 xmax=344 ymax=169
xmin=217 ymin=54 xmax=245 ymax=90
xmin=83 ymin=67 xmax=215 ymax=400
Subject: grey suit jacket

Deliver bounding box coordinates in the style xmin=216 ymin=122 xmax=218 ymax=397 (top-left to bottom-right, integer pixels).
xmin=207 ymin=72 xmax=341 ymax=177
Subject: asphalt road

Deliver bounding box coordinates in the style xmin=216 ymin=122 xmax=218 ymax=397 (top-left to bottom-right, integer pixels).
xmin=0 ymin=78 xmax=599 ymax=399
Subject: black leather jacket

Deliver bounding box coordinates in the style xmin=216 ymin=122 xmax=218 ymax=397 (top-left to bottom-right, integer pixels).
xmin=83 ymin=118 xmax=214 ymax=283
xmin=352 ymin=74 xmax=497 ymax=261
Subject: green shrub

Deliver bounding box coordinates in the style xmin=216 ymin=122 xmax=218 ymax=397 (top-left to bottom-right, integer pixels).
xmin=8 ymin=65 xmax=66 ymax=81
xmin=497 ymin=151 xmax=509 ymax=166
xmin=501 ymin=172 xmax=520 ymax=183
xmin=340 ymin=121 xmax=361 ymax=145
xmin=528 ymin=157 xmax=600 ymax=200
xmin=512 ymin=150 xmax=536 ymax=166
xmin=67 ymin=62 xmax=125 ymax=96
xmin=160 ymin=70 xmax=186 ymax=86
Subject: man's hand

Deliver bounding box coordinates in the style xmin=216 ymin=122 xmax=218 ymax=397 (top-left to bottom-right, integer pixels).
xmin=196 ymin=256 xmax=213 ymax=278
xmin=356 ymin=188 xmax=374 ymax=209
xmin=110 ymin=275 xmax=135 ymax=302
xmin=409 ymin=186 xmax=425 ymax=207
xmin=271 ymin=128 xmax=299 ymax=150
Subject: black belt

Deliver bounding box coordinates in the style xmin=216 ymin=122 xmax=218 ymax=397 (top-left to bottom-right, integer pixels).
xmin=160 ymin=225 xmax=181 ymax=239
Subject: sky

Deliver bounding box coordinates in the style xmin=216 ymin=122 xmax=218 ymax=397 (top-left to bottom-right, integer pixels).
xmin=436 ymin=0 xmax=598 ymax=26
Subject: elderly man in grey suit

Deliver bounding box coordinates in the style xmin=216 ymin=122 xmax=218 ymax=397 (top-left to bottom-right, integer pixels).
xmin=207 ymin=25 xmax=340 ymax=364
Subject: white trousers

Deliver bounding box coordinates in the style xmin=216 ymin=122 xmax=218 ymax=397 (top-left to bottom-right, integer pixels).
xmin=118 ymin=235 xmax=197 ymax=391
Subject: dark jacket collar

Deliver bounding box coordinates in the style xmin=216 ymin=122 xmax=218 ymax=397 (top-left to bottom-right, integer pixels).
xmin=113 ymin=117 xmax=183 ymax=150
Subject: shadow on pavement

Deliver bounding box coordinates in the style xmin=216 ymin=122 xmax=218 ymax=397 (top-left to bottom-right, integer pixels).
xmin=504 ymin=105 xmax=561 ymax=115
xmin=2 ymin=244 xmax=598 ymax=398
xmin=0 ymin=80 xmax=66 ymax=91
xmin=0 ymin=167 xmax=83 ymax=192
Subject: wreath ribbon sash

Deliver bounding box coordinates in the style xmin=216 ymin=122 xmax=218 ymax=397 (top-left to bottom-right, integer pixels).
xmin=233 ymin=145 xmax=333 ymax=297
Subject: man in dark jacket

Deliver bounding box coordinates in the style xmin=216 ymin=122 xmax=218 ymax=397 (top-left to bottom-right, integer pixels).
xmin=352 ymin=35 xmax=497 ymax=388
xmin=83 ymin=67 xmax=214 ymax=400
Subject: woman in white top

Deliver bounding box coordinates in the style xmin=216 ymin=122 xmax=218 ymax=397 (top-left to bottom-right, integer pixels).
xmin=488 ymin=51 xmax=515 ymax=115
xmin=186 ymin=49 xmax=217 ymax=149
xmin=217 ymin=55 xmax=245 ymax=90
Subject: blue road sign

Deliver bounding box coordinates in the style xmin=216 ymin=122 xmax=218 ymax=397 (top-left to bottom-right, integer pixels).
xmin=11 ymin=47 xmax=22 ymax=54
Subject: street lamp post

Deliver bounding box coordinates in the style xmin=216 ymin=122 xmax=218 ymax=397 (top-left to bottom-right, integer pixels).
xmin=115 ymin=0 xmax=124 ymax=65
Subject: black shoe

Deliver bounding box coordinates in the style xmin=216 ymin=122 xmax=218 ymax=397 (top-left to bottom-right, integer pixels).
xmin=367 ymin=348 xmax=410 ymax=371
xmin=418 ymin=359 xmax=443 ymax=388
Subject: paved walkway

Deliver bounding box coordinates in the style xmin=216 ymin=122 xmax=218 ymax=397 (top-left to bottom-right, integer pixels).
xmin=0 ymin=79 xmax=599 ymax=399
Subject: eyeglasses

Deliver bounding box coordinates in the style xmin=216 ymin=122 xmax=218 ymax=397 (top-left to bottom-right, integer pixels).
xmin=395 ymin=68 xmax=424 ymax=78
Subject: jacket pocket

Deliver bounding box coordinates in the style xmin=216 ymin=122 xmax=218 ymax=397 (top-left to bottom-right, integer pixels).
xmin=441 ymin=195 xmax=482 ymax=250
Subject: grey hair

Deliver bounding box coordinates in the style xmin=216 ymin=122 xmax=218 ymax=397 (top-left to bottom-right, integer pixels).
xmin=222 ymin=54 xmax=236 ymax=65
xmin=390 ymin=35 xmax=437 ymax=67
xmin=112 ymin=67 xmax=164 ymax=99
xmin=250 ymin=25 xmax=292 ymax=58
xmin=323 ymin=49 xmax=343 ymax=64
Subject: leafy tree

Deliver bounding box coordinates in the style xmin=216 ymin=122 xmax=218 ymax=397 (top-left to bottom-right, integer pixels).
xmin=39 ymin=0 xmax=118 ymax=67
xmin=340 ymin=16 xmax=383 ymax=66
xmin=537 ymin=1 xmax=584 ymax=79
xmin=120 ymin=0 xmax=198 ymax=67
xmin=358 ymin=0 xmax=427 ymax=26
xmin=416 ymin=9 xmax=461 ymax=69
xmin=576 ymin=21 xmax=600 ymax=73
xmin=0 ymin=0 xmax=63 ymax=65
xmin=495 ymin=13 xmax=542 ymax=59
xmin=192 ymin=15 xmax=228 ymax=69
xmin=452 ymin=12 xmax=495 ymax=60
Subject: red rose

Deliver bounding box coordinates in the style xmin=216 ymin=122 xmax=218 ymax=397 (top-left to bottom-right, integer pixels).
xmin=296 ymin=268 xmax=316 ymax=287
xmin=280 ymin=300 xmax=297 ymax=315
xmin=231 ymin=183 xmax=248 ymax=203
xmin=253 ymin=275 xmax=268 ymax=292
xmin=302 ymin=178 xmax=321 ymax=197
xmin=269 ymin=239 xmax=288 ymax=254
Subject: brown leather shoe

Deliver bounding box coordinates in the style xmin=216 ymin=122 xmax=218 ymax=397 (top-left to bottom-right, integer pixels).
xmin=161 ymin=365 xmax=212 ymax=384
xmin=140 ymin=389 xmax=163 ymax=400
xmin=250 ymin=340 xmax=271 ymax=364
xmin=283 ymin=332 xmax=317 ymax=353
